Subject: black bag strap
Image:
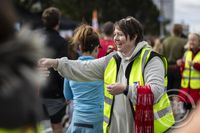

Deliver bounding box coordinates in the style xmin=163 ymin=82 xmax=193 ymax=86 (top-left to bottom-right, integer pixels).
xmin=143 ymin=51 xmax=167 ymax=77
xmin=113 ymin=54 xmax=122 ymax=78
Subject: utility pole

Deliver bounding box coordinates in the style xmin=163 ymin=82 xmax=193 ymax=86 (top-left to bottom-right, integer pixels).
xmin=159 ymin=0 xmax=164 ymax=38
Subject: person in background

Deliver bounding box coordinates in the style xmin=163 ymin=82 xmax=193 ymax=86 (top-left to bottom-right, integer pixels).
xmin=39 ymin=16 xmax=175 ymax=133
xmin=63 ymin=24 xmax=104 ymax=133
xmin=40 ymin=7 xmax=68 ymax=133
xmin=97 ymin=21 xmax=116 ymax=58
xmin=153 ymin=37 xmax=164 ymax=53
xmin=177 ymin=33 xmax=200 ymax=113
xmin=0 ymin=0 xmax=46 ymax=132
xmin=160 ymin=24 xmax=187 ymax=96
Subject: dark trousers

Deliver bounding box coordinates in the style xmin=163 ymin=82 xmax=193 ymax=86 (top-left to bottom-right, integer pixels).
xmin=167 ymin=65 xmax=181 ymax=96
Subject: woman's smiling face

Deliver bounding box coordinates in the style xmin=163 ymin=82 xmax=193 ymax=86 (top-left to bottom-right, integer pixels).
xmin=188 ymin=33 xmax=200 ymax=51
xmin=113 ymin=28 xmax=135 ymax=56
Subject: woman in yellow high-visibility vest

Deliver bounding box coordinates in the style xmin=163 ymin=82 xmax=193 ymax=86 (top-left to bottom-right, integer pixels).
xmin=39 ymin=16 xmax=175 ymax=133
xmin=177 ymin=33 xmax=200 ymax=111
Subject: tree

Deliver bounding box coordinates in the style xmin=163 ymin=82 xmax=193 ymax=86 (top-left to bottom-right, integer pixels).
xmin=53 ymin=0 xmax=160 ymax=35
xmin=13 ymin=0 xmax=160 ymax=35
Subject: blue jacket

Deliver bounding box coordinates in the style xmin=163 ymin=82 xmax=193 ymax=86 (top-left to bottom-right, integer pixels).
xmin=63 ymin=56 xmax=104 ymax=122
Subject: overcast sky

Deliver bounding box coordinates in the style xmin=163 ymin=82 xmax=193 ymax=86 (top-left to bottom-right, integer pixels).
xmin=174 ymin=0 xmax=200 ymax=33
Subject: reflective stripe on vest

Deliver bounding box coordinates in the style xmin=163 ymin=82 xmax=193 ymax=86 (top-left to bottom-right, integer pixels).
xmin=103 ymin=48 xmax=175 ymax=133
xmin=103 ymin=57 xmax=117 ymax=133
xmin=181 ymin=51 xmax=200 ymax=89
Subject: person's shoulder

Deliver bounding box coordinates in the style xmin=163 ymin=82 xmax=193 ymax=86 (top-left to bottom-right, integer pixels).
xmin=105 ymin=51 xmax=118 ymax=61
xmin=59 ymin=36 xmax=68 ymax=47
xmin=173 ymin=37 xmax=187 ymax=47
xmin=99 ymin=39 xmax=107 ymax=46
xmin=52 ymin=31 xmax=68 ymax=45
xmin=56 ymin=34 xmax=67 ymax=42
xmin=162 ymin=36 xmax=172 ymax=44
xmin=180 ymin=38 xmax=187 ymax=44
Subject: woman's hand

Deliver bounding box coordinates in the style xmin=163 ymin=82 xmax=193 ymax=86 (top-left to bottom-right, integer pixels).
xmin=38 ymin=58 xmax=58 ymax=69
xmin=188 ymin=61 xmax=193 ymax=66
xmin=176 ymin=59 xmax=183 ymax=66
xmin=107 ymin=83 xmax=126 ymax=95
xmin=37 ymin=66 xmax=50 ymax=77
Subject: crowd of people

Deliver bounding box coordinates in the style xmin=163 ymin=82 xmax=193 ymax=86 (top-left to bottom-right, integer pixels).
xmin=39 ymin=16 xmax=175 ymax=133
xmin=1 ymin=0 xmax=200 ymax=133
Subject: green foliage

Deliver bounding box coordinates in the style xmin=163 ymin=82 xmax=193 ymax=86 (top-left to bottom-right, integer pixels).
xmin=53 ymin=0 xmax=160 ymax=35
xmin=14 ymin=0 xmax=161 ymax=35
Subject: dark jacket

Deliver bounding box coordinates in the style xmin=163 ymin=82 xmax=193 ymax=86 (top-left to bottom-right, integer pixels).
xmin=41 ymin=28 xmax=68 ymax=98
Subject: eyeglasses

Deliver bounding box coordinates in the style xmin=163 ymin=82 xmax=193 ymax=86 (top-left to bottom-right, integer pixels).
xmin=122 ymin=17 xmax=133 ymax=24
xmin=126 ymin=17 xmax=133 ymax=21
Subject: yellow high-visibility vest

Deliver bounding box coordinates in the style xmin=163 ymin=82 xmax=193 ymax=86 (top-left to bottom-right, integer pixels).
xmin=181 ymin=50 xmax=200 ymax=89
xmin=103 ymin=48 xmax=175 ymax=133
xmin=0 ymin=124 xmax=42 ymax=133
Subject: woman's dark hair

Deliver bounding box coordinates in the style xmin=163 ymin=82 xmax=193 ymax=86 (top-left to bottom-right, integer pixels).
xmin=42 ymin=7 xmax=61 ymax=29
xmin=71 ymin=24 xmax=99 ymax=53
xmin=114 ymin=16 xmax=144 ymax=44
